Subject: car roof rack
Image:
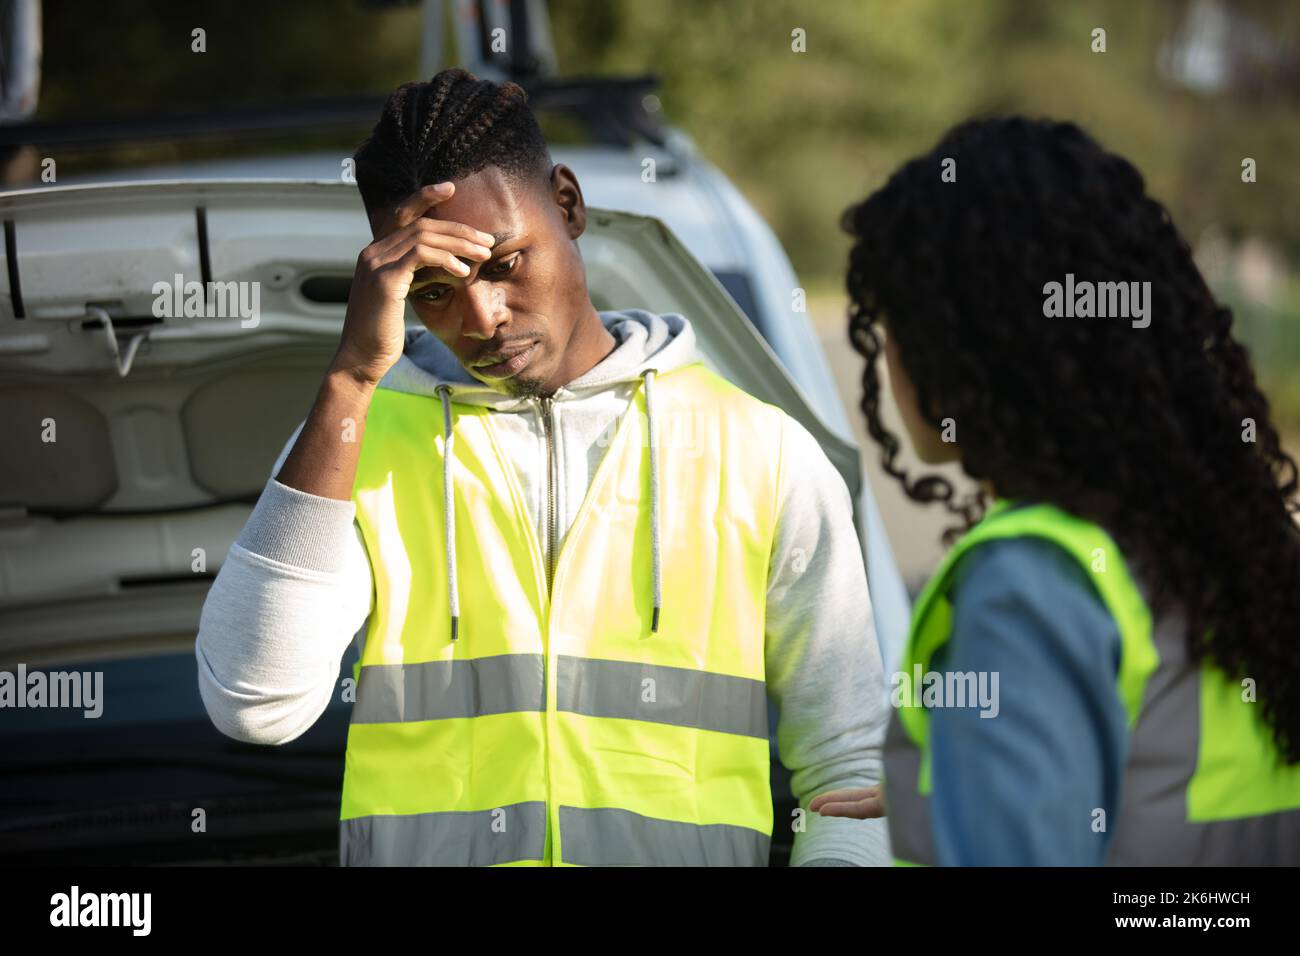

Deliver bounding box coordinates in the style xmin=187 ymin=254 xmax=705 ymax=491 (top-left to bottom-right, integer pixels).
xmin=0 ymin=73 xmax=666 ymax=154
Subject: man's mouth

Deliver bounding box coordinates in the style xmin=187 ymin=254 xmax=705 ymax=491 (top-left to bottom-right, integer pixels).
xmin=472 ymin=340 xmax=539 ymax=379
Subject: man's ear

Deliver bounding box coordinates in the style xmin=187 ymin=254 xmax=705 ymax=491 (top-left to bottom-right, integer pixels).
xmin=549 ymin=163 xmax=587 ymax=239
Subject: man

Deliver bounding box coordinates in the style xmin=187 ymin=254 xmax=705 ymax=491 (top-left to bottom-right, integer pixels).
xmin=195 ymin=68 xmax=889 ymax=866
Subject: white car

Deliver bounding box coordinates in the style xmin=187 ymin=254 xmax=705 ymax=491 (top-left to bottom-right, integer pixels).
xmin=0 ymin=173 xmax=908 ymax=865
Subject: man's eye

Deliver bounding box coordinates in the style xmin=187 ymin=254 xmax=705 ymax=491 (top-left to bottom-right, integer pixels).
xmin=411 ymin=284 xmax=450 ymax=303
xmin=485 ymin=254 xmax=520 ymax=278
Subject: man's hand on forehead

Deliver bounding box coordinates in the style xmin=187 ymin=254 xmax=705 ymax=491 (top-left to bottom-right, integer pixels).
xmin=368 ymin=181 xmax=499 ymax=290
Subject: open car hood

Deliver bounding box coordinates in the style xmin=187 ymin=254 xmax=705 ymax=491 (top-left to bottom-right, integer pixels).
xmin=0 ymin=179 xmax=888 ymax=666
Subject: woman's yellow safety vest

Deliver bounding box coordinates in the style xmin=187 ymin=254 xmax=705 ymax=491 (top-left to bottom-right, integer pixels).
xmin=883 ymin=499 xmax=1300 ymax=864
xmin=340 ymin=362 xmax=785 ymax=865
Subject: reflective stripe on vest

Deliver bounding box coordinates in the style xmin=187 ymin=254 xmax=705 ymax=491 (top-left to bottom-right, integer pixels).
xmin=341 ymin=362 xmax=781 ymax=866
xmin=338 ymin=803 xmax=770 ymax=867
xmin=882 ymin=500 xmax=1300 ymax=865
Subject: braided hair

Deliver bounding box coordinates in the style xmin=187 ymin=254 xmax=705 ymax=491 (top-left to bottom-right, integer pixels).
xmin=354 ymin=68 xmax=551 ymax=214
xmin=842 ymin=117 xmax=1300 ymax=762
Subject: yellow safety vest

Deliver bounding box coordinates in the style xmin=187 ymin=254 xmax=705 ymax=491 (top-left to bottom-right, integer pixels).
xmin=340 ymin=361 xmax=783 ymax=865
xmin=883 ymin=499 xmax=1300 ymax=865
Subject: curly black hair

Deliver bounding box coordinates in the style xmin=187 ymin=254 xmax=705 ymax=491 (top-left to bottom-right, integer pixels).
xmin=354 ymin=67 xmax=551 ymax=214
xmin=842 ymin=116 xmax=1300 ymax=763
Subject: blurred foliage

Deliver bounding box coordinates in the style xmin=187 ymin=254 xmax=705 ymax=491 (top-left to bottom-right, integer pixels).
xmin=35 ymin=0 xmax=424 ymax=170
xmin=39 ymin=0 xmax=421 ymax=111
xmin=549 ymin=0 xmax=1300 ymax=280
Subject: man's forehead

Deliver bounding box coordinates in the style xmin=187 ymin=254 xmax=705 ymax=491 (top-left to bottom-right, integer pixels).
xmin=425 ymin=167 xmax=532 ymax=231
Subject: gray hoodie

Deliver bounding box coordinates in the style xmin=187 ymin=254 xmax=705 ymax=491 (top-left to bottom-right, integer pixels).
xmin=195 ymin=307 xmax=891 ymax=866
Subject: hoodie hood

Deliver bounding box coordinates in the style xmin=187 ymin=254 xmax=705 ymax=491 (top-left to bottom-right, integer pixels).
xmin=384 ymin=308 xmax=694 ymax=639
xmin=378 ymin=308 xmax=699 ymax=408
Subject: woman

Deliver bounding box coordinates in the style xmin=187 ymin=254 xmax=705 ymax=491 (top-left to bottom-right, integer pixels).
xmin=811 ymin=117 xmax=1300 ymax=864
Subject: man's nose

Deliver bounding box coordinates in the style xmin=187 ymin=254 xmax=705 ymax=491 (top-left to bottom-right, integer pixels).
xmin=459 ymin=282 xmax=508 ymax=340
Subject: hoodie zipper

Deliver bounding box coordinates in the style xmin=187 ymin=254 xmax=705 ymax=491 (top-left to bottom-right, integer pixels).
xmin=530 ymin=394 xmax=558 ymax=864
xmin=538 ymin=396 xmax=558 ymax=593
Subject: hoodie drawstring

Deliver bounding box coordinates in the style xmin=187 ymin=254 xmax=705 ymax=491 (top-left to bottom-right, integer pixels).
xmin=434 ymin=372 xmax=663 ymax=641
xmin=436 ymin=384 xmax=460 ymax=641
xmin=642 ymin=369 xmax=662 ymax=633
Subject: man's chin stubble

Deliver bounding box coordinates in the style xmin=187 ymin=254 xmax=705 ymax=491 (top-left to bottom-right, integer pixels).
xmin=498 ymin=374 xmax=550 ymax=400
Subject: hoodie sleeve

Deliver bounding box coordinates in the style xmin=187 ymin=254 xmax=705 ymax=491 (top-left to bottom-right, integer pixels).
xmin=927 ymin=538 xmax=1127 ymax=865
xmin=195 ymin=421 xmax=373 ymax=745
xmin=764 ymin=414 xmax=892 ymax=866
